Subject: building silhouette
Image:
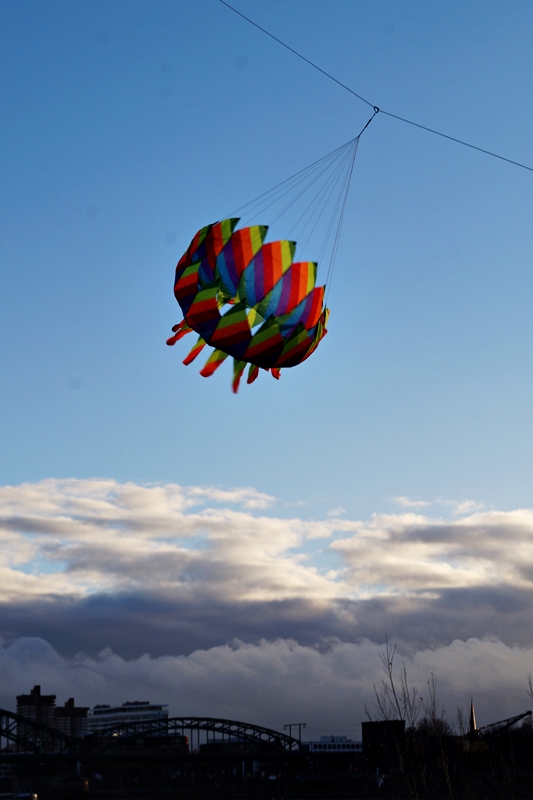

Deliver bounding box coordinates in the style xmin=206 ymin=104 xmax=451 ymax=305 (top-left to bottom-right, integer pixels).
xmin=303 ymin=735 xmax=362 ymax=753
xmin=16 ymin=685 xmax=56 ymax=727
xmin=55 ymin=698 xmax=89 ymax=738
xmin=15 ymin=686 xmax=89 ymax=747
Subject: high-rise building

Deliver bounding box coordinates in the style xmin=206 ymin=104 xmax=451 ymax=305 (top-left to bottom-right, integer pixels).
xmin=54 ymin=698 xmax=89 ymax=738
xmin=16 ymin=685 xmax=57 ymax=750
xmin=16 ymin=686 xmax=89 ymax=749
xmin=16 ymin=685 xmax=56 ymax=727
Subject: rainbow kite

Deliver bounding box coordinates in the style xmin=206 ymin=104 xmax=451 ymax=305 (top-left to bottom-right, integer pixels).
xmin=167 ymin=218 xmax=328 ymax=392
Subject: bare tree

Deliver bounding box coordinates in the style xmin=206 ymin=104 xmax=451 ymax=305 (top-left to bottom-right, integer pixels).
xmin=417 ymin=674 xmax=452 ymax=736
xmin=456 ymin=706 xmax=467 ymax=737
xmin=365 ymin=637 xmax=423 ymax=728
xmin=527 ymin=673 xmax=533 ymax=702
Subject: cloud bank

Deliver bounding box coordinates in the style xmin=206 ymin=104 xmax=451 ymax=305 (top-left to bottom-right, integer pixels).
xmin=1 ymin=479 xmax=533 ymax=730
xmin=0 ymin=636 xmax=531 ymax=734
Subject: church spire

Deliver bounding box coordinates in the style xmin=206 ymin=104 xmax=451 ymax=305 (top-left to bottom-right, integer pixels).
xmin=469 ymin=698 xmax=477 ymax=737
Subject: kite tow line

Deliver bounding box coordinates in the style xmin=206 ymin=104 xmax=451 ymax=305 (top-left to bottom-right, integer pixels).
xmin=219 ymin=0 xmax=533 ymax=174
xmin=358 ymin=107 xmax=380 ymax=138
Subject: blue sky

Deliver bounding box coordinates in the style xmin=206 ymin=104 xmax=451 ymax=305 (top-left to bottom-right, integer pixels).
xmin=1 ymin=0 xmax=533 ymax=730
xmin=2 ymin=0 xmax=532 ymax=517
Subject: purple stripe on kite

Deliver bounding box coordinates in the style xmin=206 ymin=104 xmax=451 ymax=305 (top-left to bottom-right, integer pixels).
xmin=253 ymin=250 xmax=264 ymax=304
xmin=277 ymin=271 xmax=293 ymax=316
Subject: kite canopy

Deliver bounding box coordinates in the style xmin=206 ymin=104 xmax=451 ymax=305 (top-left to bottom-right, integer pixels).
xmin=166 ymin=218 xmax=329 ymax=392
xmin=166 ymin=131 xmax=368 ymax=392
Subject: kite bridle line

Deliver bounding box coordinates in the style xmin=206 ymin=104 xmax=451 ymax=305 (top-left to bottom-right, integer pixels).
xmin=323 ymin=108 xmax=380 ymax=305
xmin=220 ymin=106 xmax=379 ymax=307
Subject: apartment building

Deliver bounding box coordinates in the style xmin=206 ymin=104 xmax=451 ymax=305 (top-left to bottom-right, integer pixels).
xmin=88 ymin=701 xmax=169 ymax=733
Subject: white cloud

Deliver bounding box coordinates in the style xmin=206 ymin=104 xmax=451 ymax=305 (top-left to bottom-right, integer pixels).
xmin=185 ymin=486 xmax=275 ymax=510
xmin=2 ymin=479 xmax=533 ymax=729
xmin=332 ymin=509 xmax=533 ymax=594
xmin=326 ymin=506 xmax=346 ymax=518
xmin=0 ymin=479 xmax=351 ymax=602
xmin=1 ymin=479 xmax=533 ymax=606
xmin=393 ymin=496 xmax=432 ymax=509
xmin=448 ymin=499 xmax=484 ymax=515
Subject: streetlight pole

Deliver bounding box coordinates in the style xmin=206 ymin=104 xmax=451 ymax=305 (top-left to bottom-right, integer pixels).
xmin=284 ymin=722 xmax=306 ymax=751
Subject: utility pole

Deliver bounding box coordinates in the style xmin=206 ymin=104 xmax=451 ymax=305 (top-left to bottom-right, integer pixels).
xmin=284 ymin=722 xmax=306 ymax=751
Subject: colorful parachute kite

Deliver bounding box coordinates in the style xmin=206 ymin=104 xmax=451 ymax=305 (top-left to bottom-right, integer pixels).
xmin=165 ymin=116 xmax=378 ymax=392
xmin=166 ymin=218 xmax=329 ymax=392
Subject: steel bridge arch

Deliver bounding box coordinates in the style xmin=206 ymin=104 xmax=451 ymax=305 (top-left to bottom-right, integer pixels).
xmin=0 ymin=710 xmax=299 ymax=757
xmin=0 ymin=708 xmax=71 ymax=755
xmin=80 ymin=717 xmax=299 ymax=754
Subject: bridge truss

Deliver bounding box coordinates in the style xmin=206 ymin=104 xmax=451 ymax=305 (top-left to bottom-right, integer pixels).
xmin=0 ymin=709 xmax=299 ymax=759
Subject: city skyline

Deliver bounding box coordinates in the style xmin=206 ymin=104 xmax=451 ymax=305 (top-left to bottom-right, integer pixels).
xmin=1 ymin=0 xmax=533 ymax=740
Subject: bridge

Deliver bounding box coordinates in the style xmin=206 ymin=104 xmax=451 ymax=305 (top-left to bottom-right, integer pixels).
xmin=0 ymin=709 xmax=300 ymax=760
